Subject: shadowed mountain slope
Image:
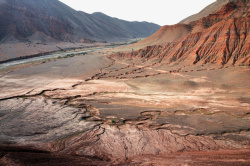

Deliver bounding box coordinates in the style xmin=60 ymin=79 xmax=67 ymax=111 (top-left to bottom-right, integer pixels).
xmin=0 ymin=0 xmax=160 ymax=43
xmin=91 ymin=12 xmax=159 ymax=39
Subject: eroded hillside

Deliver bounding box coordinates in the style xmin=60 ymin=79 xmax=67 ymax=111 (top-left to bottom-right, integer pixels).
xmin=112 ymin=1 xmax=250 ymax=66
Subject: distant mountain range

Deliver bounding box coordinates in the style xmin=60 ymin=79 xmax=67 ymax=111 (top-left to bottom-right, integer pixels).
xmin=0 ymin=0 xmax=160 ymax=43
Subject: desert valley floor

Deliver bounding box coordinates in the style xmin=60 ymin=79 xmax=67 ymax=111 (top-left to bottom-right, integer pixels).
xmin=0 ymin=0 xmax=250 ymax=165
xmin=0 ymin=48 xmax=249 ymax=165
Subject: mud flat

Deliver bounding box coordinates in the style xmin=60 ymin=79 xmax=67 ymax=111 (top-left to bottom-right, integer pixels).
xmin=0 ymin=51 xmax=249 ymax=165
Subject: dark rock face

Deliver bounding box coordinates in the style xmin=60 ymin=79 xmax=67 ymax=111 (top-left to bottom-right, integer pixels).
xmin=0 ymin=0 xmax=160 ymax=43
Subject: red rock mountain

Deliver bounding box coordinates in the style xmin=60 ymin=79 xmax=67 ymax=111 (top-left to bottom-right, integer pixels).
xmin=180 ymin=0 xmax=235 ymax=24
xmin=112 ymin=1 xmax=250 ymax=66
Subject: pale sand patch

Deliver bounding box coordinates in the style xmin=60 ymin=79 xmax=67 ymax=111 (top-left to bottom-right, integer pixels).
xmin=0 ymin=76 xmax=81 ymax=99
xmin=190 ymin=76 xmax=210 ymax=83
xmin=44 ymin=80 xmax=132 ymax=98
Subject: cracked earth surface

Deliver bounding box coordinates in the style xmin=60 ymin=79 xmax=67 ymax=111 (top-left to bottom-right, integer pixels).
xmin=0 ymin=52 xmax=250 ymax=165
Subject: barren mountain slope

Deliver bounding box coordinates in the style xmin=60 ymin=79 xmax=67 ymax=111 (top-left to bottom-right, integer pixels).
xmin=112 ymin=1 xmax=250 ymax=66
xmin=0 ymin=0 xmax=160 ymax=43
xmin=0 ymin=0 xmax=160 ymax=61
xmin=125 ymin=24 xmax=192 ymax=51
xmin=113 ymin=0 xmax=249 ymax=52
xmin=180 ymin=0 xmax=235 ymax=24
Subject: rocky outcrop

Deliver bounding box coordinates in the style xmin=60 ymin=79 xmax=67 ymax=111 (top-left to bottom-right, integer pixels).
xmin=111 ymin=2 xmax=250 ymax=66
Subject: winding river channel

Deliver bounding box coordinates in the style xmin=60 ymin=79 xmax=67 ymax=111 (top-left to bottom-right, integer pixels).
xmin=0 ymin=48 xmax=105 ymax=70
